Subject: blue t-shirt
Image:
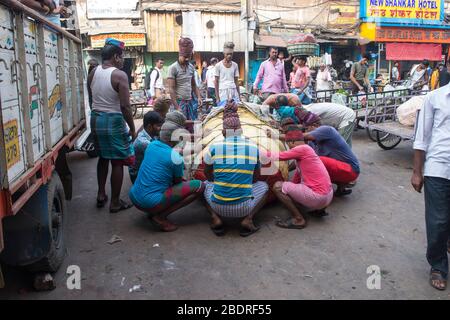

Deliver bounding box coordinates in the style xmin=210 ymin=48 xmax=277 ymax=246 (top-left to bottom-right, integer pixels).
xmin=129 ymin=140 xmax=184 ymax=208
xmin=309 ymin=126 xmax=360 ymax=173
xmin=204 ymin=135 xmax=260 ymax=204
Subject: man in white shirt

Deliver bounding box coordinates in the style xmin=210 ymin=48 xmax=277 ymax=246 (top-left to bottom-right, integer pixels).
xmin=205 ymin=57 xmax=218 ymax=103
xmin=304 ymin=103 xmax=356 ymax=147
xmin=215 ymin=42 xmax=240 ymax=103
xmin=412 ymin=83 xmax=450 ymax=291
xmin=146 ymin=58 xmax=165 ymax=100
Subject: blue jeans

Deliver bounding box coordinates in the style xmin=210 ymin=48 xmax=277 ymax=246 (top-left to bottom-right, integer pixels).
xmin=424 ymin=176 xmax=450 ymax=277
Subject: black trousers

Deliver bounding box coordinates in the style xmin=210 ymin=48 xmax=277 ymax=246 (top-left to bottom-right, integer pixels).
xmin=424 ymin=176 xmax=450 ymax=277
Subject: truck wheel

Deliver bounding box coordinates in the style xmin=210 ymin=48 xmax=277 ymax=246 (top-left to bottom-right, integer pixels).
xmin=27 ymin=173 xmax=67 ymax=273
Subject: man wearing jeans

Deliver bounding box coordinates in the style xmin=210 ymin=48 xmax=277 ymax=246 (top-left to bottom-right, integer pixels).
xmin=412 ymin=83 xmax=450 ymax=291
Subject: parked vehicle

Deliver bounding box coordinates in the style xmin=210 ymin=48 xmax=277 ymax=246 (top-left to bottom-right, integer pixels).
xmin=0 ymin=0 xmax=86 ymax=287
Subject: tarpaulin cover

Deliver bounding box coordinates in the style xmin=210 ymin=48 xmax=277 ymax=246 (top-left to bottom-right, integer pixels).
xmin=386 ymin=43 xmax=442 ymax=61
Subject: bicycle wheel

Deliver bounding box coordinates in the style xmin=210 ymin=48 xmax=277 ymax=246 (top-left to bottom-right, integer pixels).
xmin=376 ymin=131 xmax=402 ymax=150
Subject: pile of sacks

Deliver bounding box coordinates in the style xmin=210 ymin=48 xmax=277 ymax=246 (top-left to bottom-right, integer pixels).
xmin=396 ymin=95 xmax=426 ymax=126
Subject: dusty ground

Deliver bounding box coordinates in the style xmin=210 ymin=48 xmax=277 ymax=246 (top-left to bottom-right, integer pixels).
xmin=1 ymin=129 xmax=449 ymax=300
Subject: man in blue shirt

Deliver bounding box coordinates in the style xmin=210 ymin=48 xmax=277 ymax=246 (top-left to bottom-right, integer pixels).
xmin=129 ymin=111 xmax=163 ymax=183
xmin=129 ymin=111 xmax=204 ymax=232
xmin=304 ymin=124 xmax=360 ymax=196
xmin=203 ymin=103 xmax=268 ymax=237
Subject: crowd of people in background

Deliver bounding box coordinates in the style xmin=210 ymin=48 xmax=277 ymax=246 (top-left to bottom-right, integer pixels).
xmin=85 ymin=35 xmax=449 ymax=291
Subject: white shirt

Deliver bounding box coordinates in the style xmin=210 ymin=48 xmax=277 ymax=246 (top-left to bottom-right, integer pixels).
xmin=214 ymin=61 xmax=239 ymax=90
xmin=413 ymin=84 xmax=450 ymax=180
xmin=305 ymin=103 xmax=356 ymax=129
xmin=206 ymin=65 xmax=216 ymax=88
xmin=316 ymin=69 xmax=332 ymax=91
xmin=149 ymin=67 xmax=164 ymax=96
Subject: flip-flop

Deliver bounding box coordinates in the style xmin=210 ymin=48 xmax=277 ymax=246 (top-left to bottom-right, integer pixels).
xmin=276 ymin=217 xmax=306 ymax=230
xmin=334 ymin=189 xmax=352 ymax=197
xmin=96 ymin=195 xmax=108 ymax=208
xmin=210 ymin=224 xmax=225 ymax=237
xmin=109 ymin=199 xmax=133 ymax=213
xmin=149 ymin=218 xmax=178 ymax=232
xmin=239 ymin=224 xmax=260 ymax=237
xmin=430 ymin=270 xmax=447 ymax=291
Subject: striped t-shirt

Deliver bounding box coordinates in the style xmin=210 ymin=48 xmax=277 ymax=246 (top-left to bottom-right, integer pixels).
xmin=204 ymin=135 xmax=260 ymax=204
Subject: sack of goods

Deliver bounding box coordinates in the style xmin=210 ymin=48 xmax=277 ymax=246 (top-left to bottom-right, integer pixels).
xmin=331 ymin=92 xmax=347 ymax=106
xmin=396 ymin=95 xmax=426 ymax=126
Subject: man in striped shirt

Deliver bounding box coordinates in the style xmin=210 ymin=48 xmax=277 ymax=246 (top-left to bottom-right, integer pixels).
xmin=203 ymin=107 xmax=269 ymax=237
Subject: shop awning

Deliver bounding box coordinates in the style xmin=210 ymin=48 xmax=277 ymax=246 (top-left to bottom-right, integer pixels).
xmin=254 ymin=35 xmax=287 ymax=48
xmin=386 ymin=43 xmax=442 ymax=61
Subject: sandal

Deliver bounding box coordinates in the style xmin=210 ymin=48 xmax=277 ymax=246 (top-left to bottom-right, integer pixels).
xmin=429 ymin=270 xmax=447 ymax=291
xmin=309 ymin=209 xmax=329 ymax=217
xmin=109 ymin=199 xmax=133 ymax=213
xmin=150 ymin=217 xmax=178 ymax=232
xmin=276 ymin=217 xmax=306 ymax=230
xmin=239 ymin=223 xmax=260 ymax=237
xmin=210 ymin=224 xmax=225 ymax=237
xmin=96 ymin=195 xmax=108 ymax=208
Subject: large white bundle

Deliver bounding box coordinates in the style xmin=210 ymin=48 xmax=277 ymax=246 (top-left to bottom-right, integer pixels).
xmin=396 ymin=95 xmax=426 ymax=126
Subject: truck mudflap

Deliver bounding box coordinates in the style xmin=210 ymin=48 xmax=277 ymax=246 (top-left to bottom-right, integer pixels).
xmin=0 ymin=184 xmax=51 ymax=266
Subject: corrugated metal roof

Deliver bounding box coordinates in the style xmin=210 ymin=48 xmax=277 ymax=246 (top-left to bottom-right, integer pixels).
xmin=142 ymin=2 xmax=240 ymax=13
xmin=144 ymin=10 xmax=253 ymax=52
xmin=144 ymin=11 xmax=182 ymax=52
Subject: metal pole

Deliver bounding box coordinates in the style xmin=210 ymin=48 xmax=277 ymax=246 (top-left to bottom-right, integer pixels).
xmin=242 ymin=0 xmax=249 ymax=92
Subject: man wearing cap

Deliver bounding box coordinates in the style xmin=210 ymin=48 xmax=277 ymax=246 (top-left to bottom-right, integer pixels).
xmin=203 ymin=102 xmax=269 ymax=237
xmin=167 ymin=37 xmax=202 ymax=122
xmin=88 ymin=38 xmax=136 ymax=213
xmin=304 ymin=124 xmax=360 ymax=197
xmin=214 ymin=42 xmax=240 ymax=103
xmin=267 ymin=128 xmax=333 ymax=229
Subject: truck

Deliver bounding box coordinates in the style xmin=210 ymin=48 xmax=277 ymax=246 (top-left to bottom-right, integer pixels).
xmin=0 ymin=0 xmax=86 ymax=287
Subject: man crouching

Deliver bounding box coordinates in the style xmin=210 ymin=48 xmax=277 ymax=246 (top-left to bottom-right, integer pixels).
xmin=203 ymin=104 xmax=269 ymax=237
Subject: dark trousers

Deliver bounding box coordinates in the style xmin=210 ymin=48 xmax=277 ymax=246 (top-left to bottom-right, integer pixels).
xmin=424 ymin=176 xmax=450 ymax=277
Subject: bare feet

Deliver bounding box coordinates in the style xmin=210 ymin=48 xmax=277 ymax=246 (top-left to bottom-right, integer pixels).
xmin=151 ymin=215 xmax=178 ymax=232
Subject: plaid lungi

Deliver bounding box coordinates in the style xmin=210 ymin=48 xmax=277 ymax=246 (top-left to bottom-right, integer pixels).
xmin=178 ymin=99 xmax=198 ymax=121
xmin=90 ymin=111 xmax=134 ymax=160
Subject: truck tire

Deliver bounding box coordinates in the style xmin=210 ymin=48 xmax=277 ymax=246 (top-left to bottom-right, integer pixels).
xmin=27 ymin=173 xmax=67 ymax=273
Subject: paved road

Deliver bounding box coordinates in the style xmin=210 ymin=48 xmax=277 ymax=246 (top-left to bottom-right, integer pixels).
xmin=1 ymin=129 xmax=449 ymax=299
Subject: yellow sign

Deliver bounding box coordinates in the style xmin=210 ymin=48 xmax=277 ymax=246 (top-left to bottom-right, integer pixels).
xmin=361 ymin=0 xmax=443 ymax=25
xmin=329 ymin=5 xmax=358 ymax=25
xmin=3 ymin=120 xmax=20 ymax=169
xmin=90 ymin=33 xmax=146 ymax=48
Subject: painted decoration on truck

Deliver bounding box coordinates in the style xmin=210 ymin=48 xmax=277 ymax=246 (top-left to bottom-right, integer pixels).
xmin=4 ymin=119 xmax=20 ymax=169
xmin=29 ymin=85 xmax=39 ymax=119
xmin=48 ymin=84 xmax=62 ymax=118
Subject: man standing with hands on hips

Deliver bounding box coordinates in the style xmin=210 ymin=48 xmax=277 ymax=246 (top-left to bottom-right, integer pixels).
xmin=411 ymin=83 xmax=450 ymax=291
